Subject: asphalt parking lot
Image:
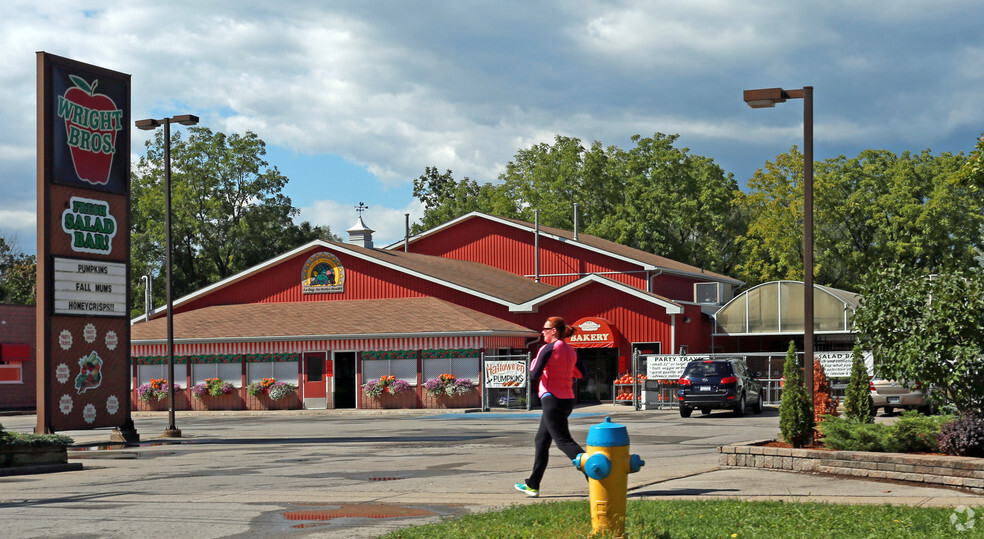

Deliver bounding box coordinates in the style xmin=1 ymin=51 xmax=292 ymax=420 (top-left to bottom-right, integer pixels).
xmin=1 ymin=405 xmax=980 ymax=538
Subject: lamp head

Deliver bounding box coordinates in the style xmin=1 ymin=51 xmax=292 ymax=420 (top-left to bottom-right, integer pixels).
xmin=135 ymin=118 xmax=161 ymax=130
xmin=743 ymin=88 xmax=786 ymax=108
xmin=172 ymin=114 xmax=199 ymax=126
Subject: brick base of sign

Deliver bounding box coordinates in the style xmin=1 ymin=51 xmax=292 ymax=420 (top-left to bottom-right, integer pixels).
xmin=0 ymin=445 xmax=69 ymax=468
xmin=719 ymin=440 xmax=984 ymax=494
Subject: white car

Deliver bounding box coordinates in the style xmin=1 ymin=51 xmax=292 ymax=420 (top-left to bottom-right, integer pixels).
xmin=869 ymin=378 xmax=931 ymax=415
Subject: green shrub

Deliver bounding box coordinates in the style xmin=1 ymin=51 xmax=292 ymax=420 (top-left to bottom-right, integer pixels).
xmin=818 ymin=411 xmax=949 ymax=453
xmin=843 ymin=344 xmax=875 ymax=423
xmin=779 ymin=341 xmax=815 ymax=447
xmin=818 ymin=415 xmax=889 ymax=451
xmin=938 ymin=414 xmax=984 ymax=457
xmin=0 ymin=422 xmax=74 ymax=448
xmin=885 ymin=411 xmax=949 ymax=453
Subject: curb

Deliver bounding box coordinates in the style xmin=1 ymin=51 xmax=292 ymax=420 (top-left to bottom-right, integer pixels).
xmin=720 ymin=440 xmax=984 ymax=494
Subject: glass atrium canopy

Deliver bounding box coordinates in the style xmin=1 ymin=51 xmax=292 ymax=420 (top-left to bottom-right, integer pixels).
xmin=713 ymin=281 xmax=859 ymax=336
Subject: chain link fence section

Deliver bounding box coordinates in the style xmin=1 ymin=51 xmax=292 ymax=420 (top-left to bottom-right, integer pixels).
xmin=481 ymin=352 xmax=531 ymax=411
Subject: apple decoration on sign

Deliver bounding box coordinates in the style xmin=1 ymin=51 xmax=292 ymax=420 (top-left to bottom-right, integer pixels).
xmin=56 ymin=75 xmax=123 ymax=185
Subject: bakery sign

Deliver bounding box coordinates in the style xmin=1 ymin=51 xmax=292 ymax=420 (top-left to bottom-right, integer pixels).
xmin=566 ymin=317 xmax=620 ymax=348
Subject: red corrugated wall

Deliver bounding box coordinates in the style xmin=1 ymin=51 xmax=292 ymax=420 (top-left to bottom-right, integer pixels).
xmin=0 ymin=304 xmax=37 ymax=409
xmin=408 ymin=218 xmax=648 ymax=290
xmin=175 ymin=246 xmax=514 ymax=320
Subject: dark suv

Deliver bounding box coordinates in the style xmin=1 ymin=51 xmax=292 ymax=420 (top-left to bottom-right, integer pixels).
xmin=677 ymin=359 xmax=763 ymax=417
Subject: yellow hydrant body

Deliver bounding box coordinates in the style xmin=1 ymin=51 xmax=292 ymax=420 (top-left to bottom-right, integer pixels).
xmin=573 ymin=417 xmax=644 ymax=537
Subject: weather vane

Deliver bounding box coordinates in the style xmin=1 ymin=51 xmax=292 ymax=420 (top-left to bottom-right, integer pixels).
xmin=355 ymin=202 xmax=369 ymax=217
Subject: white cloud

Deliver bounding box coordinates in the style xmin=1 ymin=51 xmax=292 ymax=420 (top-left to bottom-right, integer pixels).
xmin=298 ymin=198 xmax=425 ymax=248
xmin=3 ymin=0 xmax=984 ymax=257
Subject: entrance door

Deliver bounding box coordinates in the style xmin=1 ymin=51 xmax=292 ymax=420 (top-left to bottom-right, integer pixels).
xmin=302 ymin=352 xmax=327 ymax=409
xmin=575 ymin=348 xmax=617 ymax=403
xmin=333 ymin=351 xmax=356 ymax=409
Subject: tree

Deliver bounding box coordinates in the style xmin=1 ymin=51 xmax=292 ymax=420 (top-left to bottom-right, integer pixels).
xmin=0 ymin=235 xmax=36 ymax=305
xmin=779 ymin=341 xmax=815 ymax=447
xmin=853 ymin=265 xmax=984 ymax=414
xmin=813 ymin=359 xmax=837 ymax=428
xmin=843 ymin=344 xmax=875 ymax=423
xmin=591 ymin=134 xmax=745 ymax=275
xmin=736 ymin=147 xmax=807 ymax=285
xmin=410 ymin=167 xmax=511 ymax=234
xmin=739 ymin=146 xmax=975 ymax=289
xmin=817 ymin=149 xmax=973 ymax=289
xmin=412 ymin=133 xmax=747 ymax=274
xmin=131 ymin=127 xmax=338 ymax=314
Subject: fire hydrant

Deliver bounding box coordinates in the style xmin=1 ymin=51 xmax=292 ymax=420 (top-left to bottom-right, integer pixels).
xmin=573 ymin=416 xmax=644 ymax=537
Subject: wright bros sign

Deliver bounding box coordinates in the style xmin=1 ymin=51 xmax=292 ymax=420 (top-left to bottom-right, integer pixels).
xmin=36 ymin=52 xmax=135 ymax=438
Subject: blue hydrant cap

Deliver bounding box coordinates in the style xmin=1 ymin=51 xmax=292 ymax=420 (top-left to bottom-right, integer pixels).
xmin=585 ymin=416 xmax=630 ymax=447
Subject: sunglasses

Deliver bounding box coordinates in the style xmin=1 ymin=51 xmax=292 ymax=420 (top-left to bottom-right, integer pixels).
xmin=542 ymin=327 xmax=555 ymax=332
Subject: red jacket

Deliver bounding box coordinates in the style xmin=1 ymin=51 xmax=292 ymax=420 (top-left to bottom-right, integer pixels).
xmin=530 ymin=339 xmax=582 ymax=399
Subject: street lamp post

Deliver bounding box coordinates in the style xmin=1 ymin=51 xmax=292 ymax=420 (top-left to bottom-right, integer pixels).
xmin=743 ymin=86 xmax=814 ymax=400
xmin=135 ymin=114 xmax=199 ymax=437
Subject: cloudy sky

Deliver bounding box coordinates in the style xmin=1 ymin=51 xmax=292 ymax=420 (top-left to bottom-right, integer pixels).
xmin=3 ymin=1 xmax=983 ymax=252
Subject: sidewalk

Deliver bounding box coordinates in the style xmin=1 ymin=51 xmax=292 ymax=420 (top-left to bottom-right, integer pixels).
xmin=0 ymin=406 xmax=981 ymax=537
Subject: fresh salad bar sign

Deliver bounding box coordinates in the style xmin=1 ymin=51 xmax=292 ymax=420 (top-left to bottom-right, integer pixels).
xmin=37 ymin=52 xmax=132 ymax=434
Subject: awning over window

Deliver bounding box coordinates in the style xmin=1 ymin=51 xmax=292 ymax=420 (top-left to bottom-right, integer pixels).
xmin=1 ymin=343 xmax=32 ymax=362
xmin=566 ymin=317 xmax=621 ymax=348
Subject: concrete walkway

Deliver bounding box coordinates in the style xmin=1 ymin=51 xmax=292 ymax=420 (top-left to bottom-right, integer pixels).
xmin=0 ymin=406 xmax=980 ymax=537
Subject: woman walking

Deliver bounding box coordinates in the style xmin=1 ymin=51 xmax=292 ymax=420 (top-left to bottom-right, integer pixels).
xmin=515 ymin=316 xmax=586 ymax=498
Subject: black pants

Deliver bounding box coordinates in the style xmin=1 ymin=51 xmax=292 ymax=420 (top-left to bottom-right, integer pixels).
xmin=525 ymin=394 xmax=584 ymax=490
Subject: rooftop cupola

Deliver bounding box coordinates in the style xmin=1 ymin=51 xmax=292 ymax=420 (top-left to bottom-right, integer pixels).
xmin=347 ymin=202 xmax=374 ymax=248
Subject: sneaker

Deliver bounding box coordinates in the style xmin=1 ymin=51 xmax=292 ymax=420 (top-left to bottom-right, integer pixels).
xmin=514 ymin=482 xmax=539 ymax=497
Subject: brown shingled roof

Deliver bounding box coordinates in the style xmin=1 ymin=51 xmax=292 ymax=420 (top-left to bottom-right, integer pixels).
xmin=334 ymin=241 xmax=556 ymax=304
xmin=132 ymin=297 xmax=538 ymax=342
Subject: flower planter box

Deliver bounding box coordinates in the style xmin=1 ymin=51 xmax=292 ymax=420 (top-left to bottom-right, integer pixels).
xmin=0 ymin=445 xmax=68 ymax=468
xmin=422 ymin=392 xmax=480 ymax=409
xmin=132 ymin=389 xmax=191 ymax=411
xmin=191 ymin=392 xmax=244 ymax=411
xmin=361 ymin=389 xmax=418 ymax=409
xmin=246 ymin=392 xmax=301 ymax=410
xmin=134 ymin=398 xmax=171 ymax=412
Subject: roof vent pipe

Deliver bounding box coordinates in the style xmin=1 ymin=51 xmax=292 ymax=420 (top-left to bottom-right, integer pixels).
xmin=141 ymin=274 xmax=153 ymax=322
xmin=404 ymin=213 xmax=410 ymax=253
xmin=534 ymin=209 xmax=540 ymax=283
xmin=573 ymin=203 xmax=579 ymax=241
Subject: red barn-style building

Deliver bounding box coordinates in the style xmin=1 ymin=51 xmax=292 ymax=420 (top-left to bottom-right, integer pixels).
xmin=129 ymin=212 xmax=741 ymax=410
xmin=0 ymin=304 xmax=36 ymax=409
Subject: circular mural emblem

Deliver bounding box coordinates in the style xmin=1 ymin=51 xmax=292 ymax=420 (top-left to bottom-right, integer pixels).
xmin=106 ymin=395 xmax=120 ymax=415
xmin=301 ymin=251 xmax=345 ymax=294
xmin=82 ymin=403 xmax=97 ymax=424
xmin=59 ymin=394 xmax=74 ymax=415
xmin=75 ymin=351 xmax=103 ymax=394
xmin=83 ymin=323 xmax=97 ymax=343
xmin=105 ymin=330 xmax=118 ymax=351
xmin=56 ymin=363 xmax=71 ymax=384
xmin=59 ymin=329 xmax=73 ymax=350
